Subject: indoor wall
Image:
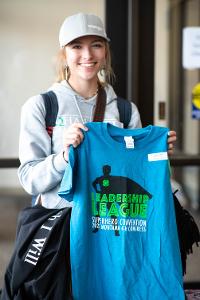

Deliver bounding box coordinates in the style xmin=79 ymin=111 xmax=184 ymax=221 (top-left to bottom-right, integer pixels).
xmin=0 ymin=0 xmax=105 ymax=188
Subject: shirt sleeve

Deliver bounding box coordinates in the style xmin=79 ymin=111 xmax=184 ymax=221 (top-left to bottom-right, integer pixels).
xmin=58 ymin=146 xmax=77 ymax=201
xmin=18 ymin=95 xmax=68 ymax=196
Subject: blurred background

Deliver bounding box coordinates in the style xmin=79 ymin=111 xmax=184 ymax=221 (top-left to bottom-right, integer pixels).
xmin=0 ymin=0 xmax=200 ymax=291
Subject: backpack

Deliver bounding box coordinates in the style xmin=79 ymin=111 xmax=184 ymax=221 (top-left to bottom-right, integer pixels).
xmin=40 ymin=91 xmax=200 ymax=276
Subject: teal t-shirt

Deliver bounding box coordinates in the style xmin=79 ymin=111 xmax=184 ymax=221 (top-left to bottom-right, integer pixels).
xmin=58 ymin=122 xmax=184 ymax=300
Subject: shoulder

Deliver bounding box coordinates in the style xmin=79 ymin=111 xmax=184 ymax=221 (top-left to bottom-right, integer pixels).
xmin=115 ymin=97 xmax=141 ymax=129
xmin=103 ymin=84 xmax=117 ymax=102
xmin=115 ymin=98 xmax=141 ymax=129
xmin=21 ymin=93 xmax=45 ymax=117
xmin=129 ymin=101 xmax=142 ymax=128
xmin=130 ymin=101 xmax=139 ymax=113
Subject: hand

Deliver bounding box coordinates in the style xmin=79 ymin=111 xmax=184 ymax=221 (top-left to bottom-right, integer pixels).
xmin=63 ymin=123 xmax=88 ymax=161
xmin=167 ymin=131 xmax=176 ymax=156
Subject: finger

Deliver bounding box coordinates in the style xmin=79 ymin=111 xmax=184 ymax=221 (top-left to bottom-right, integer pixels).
xmin=63 ymin=126 xmax=85 ymax=141
xmin=167 ymin=131 xmax=176 ymax=142
xmin=167 ymin=149 xmax=174 ymax=156
xmin=63 ymin=123 xmax=88 ymax=149
xmin=64 ymin=131 xmax=85 ymax=147
xmin=63 ymin=135 xmax=82 ymax=148
xmin=72 ymin=123 xmax=88 ymax=131
xmin=168 ymin=130 xmax=176 ymax=137
xmin=65 ymin=129 xmax=84 ymax=141
xmin=64 ymin=139 xmax=80 ymax=148
xmin=168 ymin=136 xmax=177 ymax=143
xmin=63 ymin=131 xmax=84 ymax=144
xmin=168 ymin=143 xmax=173 ymax=150
xmin=167 ymin=131 xmax=177 ymax=143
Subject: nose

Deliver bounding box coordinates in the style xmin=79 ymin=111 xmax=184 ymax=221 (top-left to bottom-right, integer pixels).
xmin=82 ymin=46 xmax=93 ymax=59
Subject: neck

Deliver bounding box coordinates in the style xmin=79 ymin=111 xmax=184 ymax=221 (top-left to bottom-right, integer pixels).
xmin=67 ymin=78 xmax=99 ymax=99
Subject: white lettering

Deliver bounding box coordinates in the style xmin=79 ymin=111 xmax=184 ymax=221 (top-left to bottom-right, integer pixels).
xmin=32 ymin=238 xmax=46 ymax=252
xmin=41 ymin=224 xmax=53 ymax=231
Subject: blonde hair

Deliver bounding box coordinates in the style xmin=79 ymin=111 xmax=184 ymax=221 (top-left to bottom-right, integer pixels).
xmin=55 ymin=41 xmax=115 ymax=85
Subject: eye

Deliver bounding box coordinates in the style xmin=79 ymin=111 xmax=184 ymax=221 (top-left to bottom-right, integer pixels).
xmin=92 ymin=42 xmax=104 ymax=48
xmin=71 ymin=44 xmax=82 ymax=49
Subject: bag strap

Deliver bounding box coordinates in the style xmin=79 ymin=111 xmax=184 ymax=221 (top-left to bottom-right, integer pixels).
xmin=116 ymin=97 xmax=132 ymax=128
xmin=41 ymin=91 xmax=59 ymax=137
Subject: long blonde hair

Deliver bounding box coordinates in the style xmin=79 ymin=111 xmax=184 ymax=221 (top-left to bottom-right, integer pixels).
xmin=55 ymin=41 xmax=115 ymax=85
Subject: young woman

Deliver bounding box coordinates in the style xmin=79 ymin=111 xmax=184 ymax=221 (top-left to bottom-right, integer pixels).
xmin=18 ymin=12 xmax=176 ymax=208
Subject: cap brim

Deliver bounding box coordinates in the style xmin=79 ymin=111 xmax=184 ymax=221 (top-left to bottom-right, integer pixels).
xmin=60 ymin=33 xmax=110 ymax=48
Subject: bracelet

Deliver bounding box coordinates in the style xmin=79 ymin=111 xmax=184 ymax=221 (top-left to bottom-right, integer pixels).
xmin=63 ymin=151 xmax=69 ymax=163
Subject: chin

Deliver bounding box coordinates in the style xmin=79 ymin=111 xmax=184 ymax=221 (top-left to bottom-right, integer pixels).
xmin=81 ymin=74 xmax=97 ymax=81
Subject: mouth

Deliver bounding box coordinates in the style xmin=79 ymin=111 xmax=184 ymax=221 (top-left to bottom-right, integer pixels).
xmin=79 ymin=62 xmax=97 ymax=67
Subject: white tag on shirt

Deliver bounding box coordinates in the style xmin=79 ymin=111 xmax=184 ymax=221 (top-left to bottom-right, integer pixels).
xmin=124 ymin=136 xmax=134 ymax=148
xmin=148 ymin=152 xmax=168 ymax=161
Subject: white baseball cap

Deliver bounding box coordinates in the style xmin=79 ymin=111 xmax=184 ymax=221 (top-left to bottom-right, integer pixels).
xmin=59 ymin=13 xmax=110 ymax=48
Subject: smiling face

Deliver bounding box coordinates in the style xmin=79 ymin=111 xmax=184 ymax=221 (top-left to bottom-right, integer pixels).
xmin=65 ymin=35 xmax=106 ymax=85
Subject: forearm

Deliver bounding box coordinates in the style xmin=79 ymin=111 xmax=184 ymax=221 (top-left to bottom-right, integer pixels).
xmin=18 ymin=152 xmax=68 ymax=195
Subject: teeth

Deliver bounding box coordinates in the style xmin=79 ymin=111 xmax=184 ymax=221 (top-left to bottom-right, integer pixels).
xmin=81 ymin=63 xmax=95 ymax=67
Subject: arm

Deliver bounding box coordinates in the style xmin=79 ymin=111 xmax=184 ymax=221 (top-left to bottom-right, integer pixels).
xmin=18 ymin=95 xmax=67 ymax=196
xmin=18 ymin=96 xmax=88 ymax=196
